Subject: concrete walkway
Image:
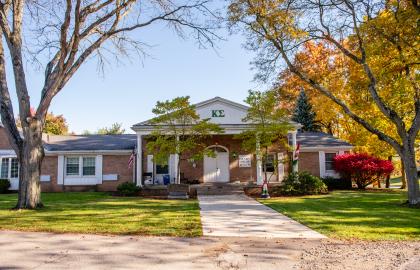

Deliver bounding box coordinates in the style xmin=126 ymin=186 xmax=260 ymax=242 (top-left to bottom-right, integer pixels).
xmin=198 ymin=194 xmax=326 ymax=239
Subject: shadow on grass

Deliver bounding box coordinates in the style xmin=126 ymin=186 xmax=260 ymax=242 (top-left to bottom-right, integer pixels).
xmin=261 ymin=190 xmax=420 ymax=240
xmin=0 ymin=192 xmax=201 ymax=237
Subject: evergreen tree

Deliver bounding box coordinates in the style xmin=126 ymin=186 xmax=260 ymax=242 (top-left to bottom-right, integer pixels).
xmin=292 ymin=90 xmax=320 ymax=132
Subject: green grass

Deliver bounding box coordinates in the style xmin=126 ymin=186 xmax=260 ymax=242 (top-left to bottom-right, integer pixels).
xmin=260 ymin=190 xmax=420 ymax=240
xmin=0 ymin=192 xmax=201 ymax=237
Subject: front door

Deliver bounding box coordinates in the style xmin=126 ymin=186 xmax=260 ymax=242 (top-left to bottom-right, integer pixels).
xmin=204 ymin=147 xmax=229 ymax=183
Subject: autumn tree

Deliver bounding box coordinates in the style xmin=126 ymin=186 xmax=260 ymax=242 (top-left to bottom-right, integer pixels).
xmin=229 ymin=0 xmax=420 ymax=205
xmin=44 ymin=113 xmax=69 ymax=135
xmin=146 ymin=96 xmax=222 ymax=184
xmin=17 ymin=111 xmax=69 ymax=135
xmin=291 ymin=90 xmax=320 ymax=132
xmin=0 ymin=0 xmax=220 ymax=209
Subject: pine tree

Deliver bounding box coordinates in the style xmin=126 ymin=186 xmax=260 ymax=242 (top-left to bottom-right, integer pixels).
xmin=292 ymin=90 xmax=320 ymax=132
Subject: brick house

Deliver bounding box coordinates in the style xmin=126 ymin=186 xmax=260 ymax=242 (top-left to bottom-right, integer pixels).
xmin=0 ymin=97 xmax=352 ymax=191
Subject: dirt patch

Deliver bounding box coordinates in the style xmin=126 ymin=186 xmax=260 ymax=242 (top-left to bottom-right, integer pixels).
xmin=299 ymin=239 xmax=420 ymax=270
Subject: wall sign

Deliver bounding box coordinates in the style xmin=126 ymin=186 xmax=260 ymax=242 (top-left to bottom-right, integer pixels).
xmin=239 ymin=155 xmax=252 ymax=168
xmin=212 ymin=110 xmax=225 ymax=117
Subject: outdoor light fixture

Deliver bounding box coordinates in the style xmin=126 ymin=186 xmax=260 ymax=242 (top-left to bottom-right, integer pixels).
xmin=232 ymin=152 xmax=238 ymax=159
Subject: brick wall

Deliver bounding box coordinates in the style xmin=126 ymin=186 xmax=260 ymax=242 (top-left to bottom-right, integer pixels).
xmin=298 ymin=152 xmax=320 ymax=177
xmin=0 ymin=127 xmax=13 ymax=149
xmin=40 ymin=156 xmax=61 ymax=192
xmin=99 ymin=155 xmax=133 ymax=191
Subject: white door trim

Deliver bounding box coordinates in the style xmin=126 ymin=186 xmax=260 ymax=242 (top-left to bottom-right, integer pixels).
xmin=203 ymin=145 xmax=230 ymax=183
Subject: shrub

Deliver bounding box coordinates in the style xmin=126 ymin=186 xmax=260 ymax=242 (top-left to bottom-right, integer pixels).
xmin=117 ymin=182 xmax=140 ymax=196
xmin=333 ymin=153 xmax=394 ymax=189
xmin=0 ymin=179 xmax=11 ymax=193
xmin=322 ymin=176 xmax=352 ymax=190
xmin=280 ymin=172 xmax=328 ymax=195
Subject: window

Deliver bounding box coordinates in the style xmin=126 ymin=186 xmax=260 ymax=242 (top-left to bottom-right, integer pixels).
xmin=325 ymin=153 xmax=337 ymax=171
xmin=0 ymin=157 xmax=19 ymax=179
xmin=1 ymin=158 xmax=9 ymax=178
xmin=66 ymin=157 xmax=80 ymax=176
xmin=83 ymin=157 xmax=95 ymax=176
xmin=263 ymin=154 xmax=275 ymax=173
xmin=10 ymin=158 xmax=18 ymax=178
xmin=66 ymin=156 xmax=96 ymax=177
xmin=156 ymin=164 xmax=169 ymax=174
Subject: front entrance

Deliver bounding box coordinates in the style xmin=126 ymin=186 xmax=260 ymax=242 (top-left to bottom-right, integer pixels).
xmin=204 ymin=145 xmax=229 ymax=183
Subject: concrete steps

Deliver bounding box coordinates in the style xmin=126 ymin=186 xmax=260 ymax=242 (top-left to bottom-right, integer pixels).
xmin=195 ymin=183 xmax=245 ymax=196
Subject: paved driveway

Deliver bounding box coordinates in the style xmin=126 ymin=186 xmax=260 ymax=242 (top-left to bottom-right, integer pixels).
xmin=0 ymin=231 xmax=309 ymax=270
xmin=198 ymin=194 xmax=326 ymax=239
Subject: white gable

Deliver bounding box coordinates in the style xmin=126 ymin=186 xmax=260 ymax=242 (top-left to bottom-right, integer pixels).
xmin=195 ymin=97 xmax=249 ymax=125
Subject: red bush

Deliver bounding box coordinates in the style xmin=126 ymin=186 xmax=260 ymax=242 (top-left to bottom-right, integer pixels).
xmin=333 ymin=153 xmax=394 ymax=189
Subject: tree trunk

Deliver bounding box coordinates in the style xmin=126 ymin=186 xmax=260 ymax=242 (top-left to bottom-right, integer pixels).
xmin=401 ymin=147 xmax=420 ymax=205
xmin=15 ymin=121 xmax=44 ymax=209
xmin=400 ymin=157 xmax=407 ymax=189
xmin=385 ymin=156 xmax=392 ymax=188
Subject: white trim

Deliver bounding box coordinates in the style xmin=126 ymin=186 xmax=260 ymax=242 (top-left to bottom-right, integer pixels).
xmin=319 ymin=151 xmax=325 ymax=178
xmin=45 ymin=150 xmax=132 ymax=156
xmin=103 ymin=174 xmax=118 ymax=181
xmin=256 ymin=137 xmax=263 ymax=185
xmin=277 ymin=153 xmax=285 ymax=182
xmin=95 ymin=155 xmax=103 ymax=184
xmin=203 ymin=145 xmax=230 ymax=183
xmin=136 ymin=135 xmax=143 ymax=186
xmin=195 ymin=96 xmax=250 ymax=111
xmin=62 ymin=155 xmax=103 ymax=185
xmin=319 ymin=151 xmax=341 ymax=179
xmin=57 ymin=155 xmax=64 ymax=184
xmin=291 ymin=131 xmax=298 ymax=173
xmin=300 ymin=146 xmax=353 ymax=152
xmin=146 ymin=155 xmax=154 ymax=173
xmin=0 ymin=150 xmax=16 ymax=156
xmin=40 ymin=175 xmax=51 ymax=182
xmin=204 ymin=144 xmax=229 ymax=152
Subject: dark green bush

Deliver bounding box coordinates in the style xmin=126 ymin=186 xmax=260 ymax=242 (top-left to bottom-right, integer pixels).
xmin=280 ymin=172 xmax=328 ymax=195
xmin=117 ymin=182 xmax=140 ymax=196
xmin=322 ymin=177 xmax=352 ymax=190
xmin=0 ymin=179 xmax=11 ymax=193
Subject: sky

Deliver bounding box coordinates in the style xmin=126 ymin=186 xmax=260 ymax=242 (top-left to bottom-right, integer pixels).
xmin=7 ymin=5 xmax=261 ymax=135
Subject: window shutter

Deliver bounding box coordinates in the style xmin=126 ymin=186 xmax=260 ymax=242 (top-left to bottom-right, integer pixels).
xmin=96 ymin=155 xmax=103 ymax=184
xmin=147 ymin=155 xmax=154 ymax=173
xmin=319 ymin=151 xmax=325 ymax=178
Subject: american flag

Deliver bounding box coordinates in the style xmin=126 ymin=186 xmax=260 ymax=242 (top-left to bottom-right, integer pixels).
xmin=128 ymin=150 xmax=135 ymax=169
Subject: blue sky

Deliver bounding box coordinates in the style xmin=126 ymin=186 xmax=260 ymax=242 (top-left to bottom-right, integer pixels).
xmin=10 ymin=15 xmax=259 ymax=134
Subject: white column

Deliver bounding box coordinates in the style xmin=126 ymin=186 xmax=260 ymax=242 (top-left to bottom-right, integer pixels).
xmin=57 ymin=155 xmax=64 ymax=185
xmin=136 ymin=134 xmax=143 ymax=187
xmin=174 ymin=135 xmax=180 ymax=184
xmin=256 ymin=134 xmax=263 ymax=185
xmin=291 ymin=130 xmax=298 ymax=173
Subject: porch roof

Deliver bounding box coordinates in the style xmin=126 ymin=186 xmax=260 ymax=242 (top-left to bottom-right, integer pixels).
xmin=293 ymin=132 xmax=353 ymax=149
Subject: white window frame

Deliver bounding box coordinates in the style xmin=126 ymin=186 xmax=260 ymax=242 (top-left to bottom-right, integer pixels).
xmin=65 ymin=156 xmax=96 ymax=178
xmin=319 ymin=150 xmax=345 ymax=178
xmin=324 ymin=152 xmax=338 ymax=173
xmin=0 ymin=156 xmax=19 ymax=179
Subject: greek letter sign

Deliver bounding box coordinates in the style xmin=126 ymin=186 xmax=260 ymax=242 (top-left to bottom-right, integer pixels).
xmin=212 ymin=110 xmax=225 ymax=118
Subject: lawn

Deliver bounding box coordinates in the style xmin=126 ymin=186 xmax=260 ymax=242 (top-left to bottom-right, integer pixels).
xmin=260 ymin=190 xmax=420 ymax=240
xmin=0 ymin=192 xmax=201 ymax=237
